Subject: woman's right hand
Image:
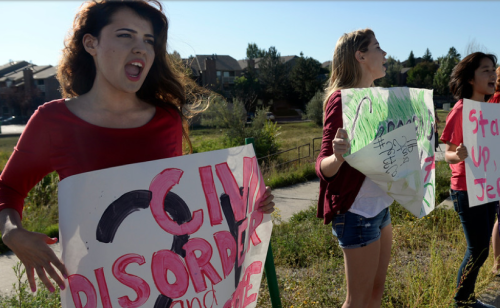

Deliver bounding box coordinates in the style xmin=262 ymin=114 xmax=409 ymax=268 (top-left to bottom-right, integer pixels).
xmin=332 ymin=128 xmax=351 ymax=161
xmin=2 ymin=220 xmax=67 ymax=292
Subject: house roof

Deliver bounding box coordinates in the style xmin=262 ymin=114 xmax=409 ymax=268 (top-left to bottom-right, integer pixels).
xmin=322 ymin=61 xmax=332 ymax=69
xmin=0 ymin=61 xmax=30 ymax=77
xmin=0 ymin=64 xmax=33 ymax=82
xmin=400 ymin=67 xmax=412 ymax=74
xmin=0 ymin=64 xmax=54 ymax=83
xmin=187 ymin=55 xmax=242 ymax=72
xmin=238 ymin=55 xmax=298 ymax=70
xmin=0 ymin=65 xmax=52 ymax=82
xmin=33 ymin=66 xmax=58 ymax=79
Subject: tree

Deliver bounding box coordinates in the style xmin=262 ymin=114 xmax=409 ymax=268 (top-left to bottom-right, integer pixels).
xmin=375 ymin=56 xmax=402 ymax=87
xmin=407 ymin=61 xmax=438 ymax=89
xmin=232 ymin=66 xmax=261 ymax=111
xmin=246 ymin=43 xmax=266 ymax=59
xmin=422 ymin=48 xmax=433 ymax=62
xmin=407 ymin=51 xmax=416 ymax=67
xmin=258 ymin=46 xmax=288 ymax=100
xmin=433 ymin=47 xmax=461 ymax=95
xmin=289 ymin=53 xmax=323 ymax=106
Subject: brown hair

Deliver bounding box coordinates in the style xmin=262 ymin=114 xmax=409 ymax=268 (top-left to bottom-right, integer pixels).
xmin=57 ymin=0 xmax=204 ymax=153
xmin=323 ymin=29 xmax=375 ymax=117
xmin=449 ymin=52 xmax=497 ymax=101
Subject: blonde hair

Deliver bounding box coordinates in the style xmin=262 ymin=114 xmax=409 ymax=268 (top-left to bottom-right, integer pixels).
xmin=323 ymin=29 xmax=375 ymax=116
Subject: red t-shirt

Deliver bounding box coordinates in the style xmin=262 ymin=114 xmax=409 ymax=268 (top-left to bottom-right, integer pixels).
xmin=489 ymin=92 xmax=500 ymax=103
xmin=440 ymin=100 xmax=466 ymax=190
xmin=0 ymin=99 xmax=183 ymax=218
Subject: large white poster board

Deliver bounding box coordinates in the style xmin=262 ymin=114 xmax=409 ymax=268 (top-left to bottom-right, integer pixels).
xmin=341 ymin=87 xmax=436 ymax=217
xmin=345 ymin=124 xmax=424 ymax=216
xmin=58 ymin=145 xmax=272 ymax=308
xmin=463 ymin=99 xmax=500 ymax=207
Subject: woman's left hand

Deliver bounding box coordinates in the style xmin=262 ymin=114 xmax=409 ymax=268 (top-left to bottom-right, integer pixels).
xmin=258 ymin=186 xmax=275 ymax=214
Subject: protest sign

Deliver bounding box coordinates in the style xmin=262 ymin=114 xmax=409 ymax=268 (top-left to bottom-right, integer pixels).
xmin=344 ymin=123 xmax=424 ymax=216
xmin=58 ymin=144 xmax=272 ymax=308
xmin=341 ymin=87 xmax=436 ymax=217
xmin=463 ymin=99 xmax=500 ymax=207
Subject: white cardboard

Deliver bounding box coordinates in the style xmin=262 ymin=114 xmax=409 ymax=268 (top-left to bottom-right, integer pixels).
xmin=58 ymin=144 xmax=272 ymax=308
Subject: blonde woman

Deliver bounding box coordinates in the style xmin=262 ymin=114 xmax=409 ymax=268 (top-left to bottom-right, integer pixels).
xmin=316 ymin=29 xmax=390 ymax=308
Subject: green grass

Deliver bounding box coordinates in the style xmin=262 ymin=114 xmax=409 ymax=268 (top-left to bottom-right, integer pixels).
xmin=257 ymin=202 xmax=497 ymax=308
xmin=436 ymin=160 xmax=452 ymax=204
xmin=436 ymin=109 xmax=450 ymax=144
xmin=0 ymin=137 xmax=18 ymax=170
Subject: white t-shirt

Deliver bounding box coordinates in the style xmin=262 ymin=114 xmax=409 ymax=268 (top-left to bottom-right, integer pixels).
xmin=348 ymin=177 xmax=394 ymax=218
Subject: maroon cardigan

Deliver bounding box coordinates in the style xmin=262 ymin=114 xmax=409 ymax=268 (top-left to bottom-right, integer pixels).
xmin=315 ymin=90 xmax=366 ymax=225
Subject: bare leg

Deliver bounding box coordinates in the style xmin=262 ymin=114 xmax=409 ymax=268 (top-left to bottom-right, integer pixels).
xmin=368 ymin=224 xmax=392 ymax=308
xmin=493 ymin=219 xmax=500 ymax=274
xmin=342 ymin=225 xmax=392 ymax=308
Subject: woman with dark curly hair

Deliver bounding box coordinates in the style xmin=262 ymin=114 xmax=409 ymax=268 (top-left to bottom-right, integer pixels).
xmin=0 ymin=0 xmax=275 ymax=294
xmin=441 ymin=52 xmax=498 ymax=308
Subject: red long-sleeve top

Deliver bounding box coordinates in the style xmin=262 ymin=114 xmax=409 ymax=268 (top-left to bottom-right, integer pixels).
xmin=0 ymin=99 xmax=182 ymax=218
xmin=315 ymin=90 xmax=366 ymax=225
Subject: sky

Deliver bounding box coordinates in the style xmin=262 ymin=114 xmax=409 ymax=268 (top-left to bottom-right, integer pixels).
xmin=1 ymin=1 xmax=499 ymax=67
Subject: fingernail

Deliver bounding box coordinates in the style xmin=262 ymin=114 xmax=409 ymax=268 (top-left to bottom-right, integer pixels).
xmin=60 ymin=284 xmax=65 ymax=291
xmin=49 ymin=286 xmax=55 ymax=293
xmin=31 ymin=286 xmax=36 ymax=293
xmin=63 ymin=274 xmax=68 ymax=279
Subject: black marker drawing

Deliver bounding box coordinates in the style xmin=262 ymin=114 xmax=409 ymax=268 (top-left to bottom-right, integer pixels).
xmin=154 ymin=294 xmax=173 ymax=308
xmin=96 ymin=190 xmax=152 ymax=243
xmin=349 ymin=96 xmax=373 ymax=139
xmin=219 ymin=188 xmax=248 ymax=289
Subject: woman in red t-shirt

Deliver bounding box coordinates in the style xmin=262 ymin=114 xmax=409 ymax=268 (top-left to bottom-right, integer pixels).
xmin=317 ymin=29 xmax=392 ymax=308
xmin=0 ymin=1 xmax=276 ymax=294
xmin=441 ymin=52 xmax=498 ymax=308
xmin=489 ymin=66 xmax=500 ymax=275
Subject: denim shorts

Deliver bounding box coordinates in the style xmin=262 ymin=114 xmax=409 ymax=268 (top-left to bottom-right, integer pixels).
xmin=331 ymin=207 xmax=391 ymax=249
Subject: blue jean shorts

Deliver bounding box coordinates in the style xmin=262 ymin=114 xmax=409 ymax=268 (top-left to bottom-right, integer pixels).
xmin=331 ymin=207 xmax=391 ymax=249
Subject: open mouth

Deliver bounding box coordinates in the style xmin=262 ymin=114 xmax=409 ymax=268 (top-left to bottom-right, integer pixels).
xmin=488 ymin=82 xmax=495 ymax=88
xmin=125 ymin=60 xmax=144 ymax=81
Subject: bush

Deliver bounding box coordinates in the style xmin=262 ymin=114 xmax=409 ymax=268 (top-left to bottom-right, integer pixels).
xmin=304 ymin=91 xmax=323 ymax=126
xmin=200 ymin=97 xmax=280 ymax=158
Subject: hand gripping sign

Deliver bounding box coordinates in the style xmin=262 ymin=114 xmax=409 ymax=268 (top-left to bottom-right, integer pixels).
xmin=58 ymin=145 xmax=272 ymax=308
xmin=463 ymin=99 xmax=500 ymax=207
xmin=341 ymin=87 xmax=436 ymax=217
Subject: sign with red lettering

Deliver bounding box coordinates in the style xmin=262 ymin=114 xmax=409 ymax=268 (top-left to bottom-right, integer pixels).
xmin=463 ymin=99 xmax=500 ymax=207
xmin=58 ymin=145 xmax=272 ymax=308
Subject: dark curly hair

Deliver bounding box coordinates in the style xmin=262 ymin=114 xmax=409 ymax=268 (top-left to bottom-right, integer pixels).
xmin=449 ymin=52 xmax=497 ymax=101
xmin=57 ymin=0 xmax=205 ymax=153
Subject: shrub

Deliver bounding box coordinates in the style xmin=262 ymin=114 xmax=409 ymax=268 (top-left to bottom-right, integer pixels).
xmin=304 ymin=91 xmax=323 ymax=126
xmin=201 ymin=97 xmax=280 ymax=158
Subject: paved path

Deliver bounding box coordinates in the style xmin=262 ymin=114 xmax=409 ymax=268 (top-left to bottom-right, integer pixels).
xmin=0 ymin=124 xmax=25 ymax=135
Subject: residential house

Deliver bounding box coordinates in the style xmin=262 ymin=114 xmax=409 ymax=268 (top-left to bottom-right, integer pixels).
xmin=0 ymin=60 xmax=61 ymax=118
xmin=184 ymin=55 xmax=243 ymax=92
